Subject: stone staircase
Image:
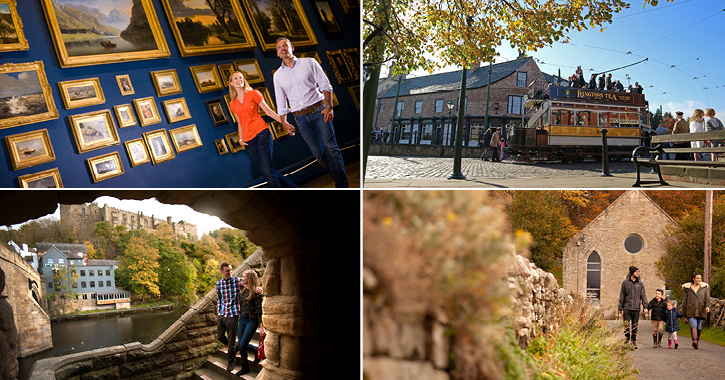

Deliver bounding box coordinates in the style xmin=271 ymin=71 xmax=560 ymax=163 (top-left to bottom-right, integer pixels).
xmin=194 ymin=329 xmax=263 ymax=380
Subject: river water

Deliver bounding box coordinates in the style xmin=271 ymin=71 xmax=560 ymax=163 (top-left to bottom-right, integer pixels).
xmin=17 ymin=308 xmax=187 ymax=380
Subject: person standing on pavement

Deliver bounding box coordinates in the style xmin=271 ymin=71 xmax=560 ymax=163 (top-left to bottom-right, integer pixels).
xmin=480 ymin=129 xmax=492 ymax=161
xmin=664 ymin=300 xmax=683 ymax=349
xmin=672 ymin=111 xmax=690 ymax=160
xmin=490 ymin=128 xmax=501 ymax=162
xmin=647 ymin=289 xmax=668 ymax=348
xmin=681 ymin=272 xmax=710 ymax=349
xmin=273 ymin=37 xmax=349 ymax=187
xmin=618 ymin=266 xmax=648 ymax=349
xmin=689 ymin=109 xmax=705 ymax=161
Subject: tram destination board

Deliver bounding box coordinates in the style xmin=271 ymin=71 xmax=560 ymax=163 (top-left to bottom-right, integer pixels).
xmin=548 ymin=86 xmax=646 ymax=106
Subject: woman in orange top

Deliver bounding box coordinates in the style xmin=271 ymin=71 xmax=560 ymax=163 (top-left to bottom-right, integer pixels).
xmin=229 ymin=71 xmax=298 ymax=187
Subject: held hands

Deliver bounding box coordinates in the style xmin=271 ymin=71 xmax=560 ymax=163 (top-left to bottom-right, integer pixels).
xmin=282 ymin=120 xmax=295 ymax=136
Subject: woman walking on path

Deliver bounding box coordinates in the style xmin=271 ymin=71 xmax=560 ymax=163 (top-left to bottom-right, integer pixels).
xmin=681 ymin=272 xmax=710 ymax=349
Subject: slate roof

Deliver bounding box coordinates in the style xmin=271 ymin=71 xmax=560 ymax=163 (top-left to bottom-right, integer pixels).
xmin=378 ymin=57 xmax=533 ymax=99
xmin=86 ymin=259 xmax=121 ymax=267
xmin=36 ymin=242 xmax=88 ymax=254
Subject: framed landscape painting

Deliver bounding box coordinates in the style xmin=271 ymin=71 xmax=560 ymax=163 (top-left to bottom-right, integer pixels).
xmin=190 ymin=64 xmax=223 ymax=93
xmin=0 ymin=61 xmax=59 ymax=130
xmin=160 ymin=0 xmax=256 ymax=57
xmin=240 ymin=0 xmax=317 ymax=52
xmin=233 ymin=59 xmax=264 ymax=84
xmin=18 ymin=168 xmax=63 ymax=188
xmin=87 ymin=151 xmax=124 ymax=183
xmin=142 ymin=129 xmax=175 ymax=164
xmin=58 ymin=78 xmax=105 ymax=109
xmin=0 ymin=0 xmax=29 ymax=52
xmin=113 ymin=104 xmax=136 ymax=128
xmin=150 ymin=69 xmax=182 ymax=97
xmin=163 ymin=98 xmax=191 ymax=124
xmin=5 ymin=129 xmax=55 ymax=170
xmin=39 ymin=0 xmax=170 ymax=68
xmin=169 ymin=124 xmax=202 ymax=153
xmin=68 ymin=109 xmax=120 ymax=153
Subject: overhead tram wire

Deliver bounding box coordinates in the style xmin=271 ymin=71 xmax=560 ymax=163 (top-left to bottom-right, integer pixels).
xmin=611 ymin=0 xmax=694 ymax=20
xmin=631 ymin=8 xmax=725 ymax=53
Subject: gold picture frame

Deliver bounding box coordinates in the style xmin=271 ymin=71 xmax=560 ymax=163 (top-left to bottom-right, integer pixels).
xmin=169 ymin=124 xmax=202 ymax=153
xmin=142 ymin=128 xmax=175 ymax=164
xmin=0 ymin=0 xmax=29 ymax=52
xmin=339 ymin=0 xmax=359 ymax=14
xmin=87 ymin=151 xmax=124 ymax=183
xmin=68 ymin=109 xmax=120 ymax=153
xmin=223 ymin=94 xmax=237 ymax=124
xmin=0 ymin=61 xmax=58 ymax=130
xmin=342 ymin=47 xmax=360 ymax=80
xmin=133 ymin=97 xmax=162 ymax=127
xmin=326 ymin=49 xmax=356 ymax=84
xmin=297 ymin=51 xmax=322 ymax=63
xmin=233 ymin=59 xmax=264 ymax=84
xmin=150 ymin=69 xmax=182 ymax=97
xmin=218 ymin=64 xmax=234 ymax=84
xmin=225 ymin=131 xmax=244 ymax=152
xmin=240 ymin=0 xmax=317 ymax=52
xmin=18 ymin=167 xmax=63 ymax=188
xmin=190 ymin=64 xmax=224 ymax=93
xmin=215 ymin=138 xmax=228 ymax=155
xmin=5 ymin=129 xmax=55 ymax=170
xmin=58 ymin=78 xmax=105 ymax=109
xmin=268 ymin=121 xmax=288 ymax=139
xmin=206 ymin=99 xmax=229 ymax=126
xmin=348 ymin=84 xmax=359 ymax=110
xmin=124 ymin=138 xmax=150 ymax=167
xmin=254 ymin=87 xmax=276 ymax=117
xmin=163 ymin=98 xmax=192 ymax=124
xmin=113 ymin=104 xmax=137 ymax=128
xmin=159 ymin=0 xmax=256 ymax=57
xmin=39 ymin=0 xmax=170 ymax=68
xmin=116 ymin=74 xmax=135 ymax=96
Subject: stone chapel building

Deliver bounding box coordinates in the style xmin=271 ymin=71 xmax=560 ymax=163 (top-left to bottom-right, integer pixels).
xmin=562 ymin=191 xmax=677 ymax=319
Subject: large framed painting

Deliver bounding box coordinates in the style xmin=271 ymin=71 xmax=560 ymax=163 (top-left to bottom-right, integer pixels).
xmin=57 ymin=78 xmax=105 ymax=109
xmin=311 ymin=0 xmax=342 ymax=39
xmin=233 ymin=59 xmax=264 ymax=84
xmin=0 ymin=61 xmax=58 ymax=130
xmin=5 ymin=129 xmax=55 ymax=170
xmin=169 ymin=124 xmax=202 ymax=153
xmin=87 ymin=151 xmax=124 ymax=183
xmin=68 ymin=109 xmax=120 ymax=153
xmin=142 ymin=128 xmax=175 ymax=164
xmin=39 ymin=0 xmax=170 ymax=68
xmin=240 ymin=0 xmax=317 ymax=52
xmin=18 ymin=168 xmax=63 ymax=188
xmin=160 ymin=0 xmax=256 ymax=57
xmin=0 ymin=0 xmax=29 ymax=52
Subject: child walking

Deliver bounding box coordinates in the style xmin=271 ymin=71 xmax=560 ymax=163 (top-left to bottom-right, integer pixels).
xmin=647 ymin=289 xmax=668 ymax=348
xmin=665 ymin=300 xmax=683 ymax=349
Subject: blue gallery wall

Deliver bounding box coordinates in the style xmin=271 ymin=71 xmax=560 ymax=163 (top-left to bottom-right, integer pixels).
xmin=0 ymin=0 xmax=359 ymax=188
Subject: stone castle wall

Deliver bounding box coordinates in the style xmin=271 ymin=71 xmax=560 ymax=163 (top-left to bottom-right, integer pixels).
xmin=0 ymin=242 xmax=52 ymax=358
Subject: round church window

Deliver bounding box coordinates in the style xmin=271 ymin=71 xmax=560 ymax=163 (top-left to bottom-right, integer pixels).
xmin=624 ymin=234 xmax=643 ymax=254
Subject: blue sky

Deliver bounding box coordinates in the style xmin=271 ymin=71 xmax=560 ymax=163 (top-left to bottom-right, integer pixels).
xmin=391 ymin=0 xmax=725 ymax=120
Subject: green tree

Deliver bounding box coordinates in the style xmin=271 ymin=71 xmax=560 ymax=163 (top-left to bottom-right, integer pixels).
xmin=119 ymin=236 xmax=160 ymax=302
xmin=154 ymin=237 xmax=197 ymax=303
xmin=52 ymin=263 xmax=80 ymax=315
xmin=94 ymin=221 xmax=126 ymax=259
xmin=652 ymin=105 xmax=663 ymax=129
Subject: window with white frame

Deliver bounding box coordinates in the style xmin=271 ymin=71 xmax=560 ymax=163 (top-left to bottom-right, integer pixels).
xmin=396 ymin=101 xmax=404 ymax=117
xmin=414 ymin=100 xmax=423 ymax=113
xmin=517 ymin=72 xmax=527 ymax=87
xmin=508 ymin=95 xmax=523 ymax=114
xmin=435 ymin=99 xmax=443 ymax=113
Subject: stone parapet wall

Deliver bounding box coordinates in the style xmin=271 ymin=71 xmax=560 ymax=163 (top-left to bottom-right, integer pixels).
xmin=29 ymin=249 xmax=266 ymax=380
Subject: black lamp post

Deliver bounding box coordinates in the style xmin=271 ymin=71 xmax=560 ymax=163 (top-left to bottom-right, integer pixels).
xmin=446 ymin=101 xmax=455 ymax=144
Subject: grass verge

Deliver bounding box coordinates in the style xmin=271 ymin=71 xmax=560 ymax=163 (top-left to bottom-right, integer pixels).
xmin=677 ymin=323 xmax=725 ymax=346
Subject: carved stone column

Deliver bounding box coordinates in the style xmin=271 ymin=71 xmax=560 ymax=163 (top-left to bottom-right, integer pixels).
xmin=0 ymin=267 xmax=20 ymax=380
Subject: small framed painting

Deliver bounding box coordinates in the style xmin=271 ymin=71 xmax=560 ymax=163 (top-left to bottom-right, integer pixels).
xmin=68 ymin=109 xmax=120 ymax=153
xmin=215 ymin=138 xmax=228 ymax=155
xmin=87 ymin=151 xmax=124 ymax=183
xmin=253 ymin=87 xmax=276 ymax=117
xmin=0 ymin=0 xmax=29 ymax=52
xmin=218 ymin=64 xmax=234 ymax=84
xmin=233 ymin=59 xmax=264 ymax=84
xmin=325 ymin=50 xmax=355 ymax=85
xmin=18 ymin=167 xmax=63 ymax=188
xmin=5 ymin=129 xmax=55 ymax=170
xmin=142 ymin=129 xmax=175 ymax=164
xmin=58 ymin=78 xmax=105 ymax=109
xmin=0 ymin=61 xmax=58 ymax=130
xmin=311 ymin=0 xmax=343 ymax=39
xmin=133 ymin=97 xmax=162 ymax=127
xmin=169 ymin=124 xmax=202 ymax=153
xmin=348 ymin=84 xmax=359 ymax=110
xmin=116 ymin=74 xmax=135 ymax=96
xmin=113 ymin=104 xmax=137 ymax=128
xmin=342 ymin=47 xmax=360 ymax=80
xmin=162 ymin=98 xmax=191 ymax=124
xmin=190 ymin=64 xmax=224 ymax=93
xmin=150 ymin=69 xmax=182 ymax=97
xmin=225 ymin=131 xmax=245 ymax=153
xmin=124 ymin=138 xmax=150 ymax=167
xmin=223 ymin=94 xmax=237 ymax=123
xmin=268 ymin=121 xmax=288 ymax=139
xmin=206 ymin=99 xmax=229 ymax=126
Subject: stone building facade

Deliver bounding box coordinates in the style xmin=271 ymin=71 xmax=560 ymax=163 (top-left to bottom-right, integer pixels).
xmin=562 ymin=191 xmax=677 ymax=319
xmin=60 ymin=203 xmax=197 ymax=239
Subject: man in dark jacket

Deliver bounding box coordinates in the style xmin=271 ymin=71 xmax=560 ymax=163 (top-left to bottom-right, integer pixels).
xmin=480 ymin=129 xmax=492 ymax=161
xmin=618 ymin=266 xmax=648 ymax=348
xmin=647 ymin=289 xmax=668 ymax=348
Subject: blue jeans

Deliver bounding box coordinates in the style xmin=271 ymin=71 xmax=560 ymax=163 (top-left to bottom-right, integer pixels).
xmin=294 ymin=106 xmax=348 ymax=187
xmin=689 ymin=317 xmax=704 ymax=329
xmin=246 ymin=129 xmax=298 ymax=188
xmin=237 ymin=316 xmax=259 ymax=360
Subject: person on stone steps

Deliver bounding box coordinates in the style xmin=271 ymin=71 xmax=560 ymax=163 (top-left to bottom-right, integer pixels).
xmin=647 ymin=289 xmax=668 ymax=348
xmin=618 ymin=266 xmax=648 ymax=349
xmin=681 ymin=272 xmax=710 ymax=349
xmin=236 ymin=270 xmax=264 ymax=375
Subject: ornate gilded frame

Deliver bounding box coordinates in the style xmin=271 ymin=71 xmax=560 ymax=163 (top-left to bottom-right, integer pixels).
xmin=113 ymin=104 xmax=137 ymax=128
xmin=143 ymin=128 xmax=175 ymax=164
xmin=326 ymin=49 xmax=355 ymax=84
xmin=160 ymin=0 xmax=256 ymax=57
xmin=190 ymin=64 xmax=224 ymax=93
xmin=68 ymin=109 xmax=120 ymax=153
xmin=124 ymin=138 xmax=150 ymax=167
xmin=214 ymin=138 xmax=229 ymax=155
xmin=240 ymin=0 xmax=317 ymax=52
xmin=233 ymin=59 xmax=265 ymax=84
xmin=223 ymin=94 xmax=237 ymax=124
xmin=58 ymin=78 xmax=105 ymax=109
xmin=39 ymin=0 xmax=170 ymax=68
xmin=254 ymin=87 xmax=276 ymax=117
xmin=169 ymin=124 xmax=202 ymax=153
xmin=150 ymin=69 xmax=182 ymax=97
xmin=0 ymin=0 xmax=29 ymax=52
xmin=218 ymin=64 xmax=235 ymax=84
xmin=5 ymin=128 xmax=55 ymax=170
xmin=18 ymin=167 xmax=63 ymax=188
xmin=348 ymin=84 xmax=359 ymax=110
xmin=311 ymin=0 xmax=343 ymax=39
xmin=206 ymin=99 xmax=229 ymax=127
xmin=163 ymin=98 xmax=192 ymax=124
xmin=116 ymin=74 xmax=135 ymax=96
xmin=133 ymin=97 xmax=162 ymax=127
xmin=339 ymin=0 xmax=359 ymax=14
xmin=0 ymin=61 xmax=58 ymax=130
xmin=268 ymin=121 xmax=287 ymax=139
xmin=87 ymin=151 xmax=124 ymax=183
xmin=225 ymin=131 xmax=245 ymax=153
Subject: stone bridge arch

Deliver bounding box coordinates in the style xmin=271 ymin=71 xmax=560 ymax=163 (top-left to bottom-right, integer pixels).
xmin=0 ymin=190 xmax=359 ymax=380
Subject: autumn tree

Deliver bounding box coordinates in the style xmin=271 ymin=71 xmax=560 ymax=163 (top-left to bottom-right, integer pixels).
xmin=118 ymin=236 xmax=160 ymax=302
xmin=52 ymin=263 xmax=80 ymax=315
